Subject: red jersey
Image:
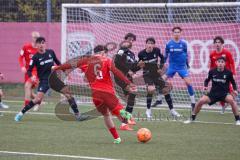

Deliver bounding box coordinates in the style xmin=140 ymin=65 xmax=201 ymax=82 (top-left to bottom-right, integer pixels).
xmin=18 ymin=43 xmax=38 ymax=70
xmin=209 ymin=48 xmax=236 ymax=74
xmin=80 ymin=55 xmax=131 ymax=94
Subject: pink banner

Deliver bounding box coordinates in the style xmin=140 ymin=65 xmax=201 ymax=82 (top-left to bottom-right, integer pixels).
xmin=0 ymin=22 xmax=239 ymax=90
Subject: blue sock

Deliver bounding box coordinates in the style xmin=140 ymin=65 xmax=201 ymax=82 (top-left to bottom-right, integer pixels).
xmin=187 ymin=85 xmax=194 ymax=96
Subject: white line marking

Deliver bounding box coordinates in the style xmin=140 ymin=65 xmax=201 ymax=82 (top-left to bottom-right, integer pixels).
xmin=0 ymin=151 xmax=122 ymax=160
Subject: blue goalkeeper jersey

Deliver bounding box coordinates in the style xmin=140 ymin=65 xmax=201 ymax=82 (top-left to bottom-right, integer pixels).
xmin=165 ymin=39 xmax=188 ymax=69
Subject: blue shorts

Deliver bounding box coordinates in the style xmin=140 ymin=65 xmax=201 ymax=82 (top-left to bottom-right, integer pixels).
xmin=38 ymin=79 xmax=50 ymax=93
xmin=166 ymin=67 xmax=189 ymax=78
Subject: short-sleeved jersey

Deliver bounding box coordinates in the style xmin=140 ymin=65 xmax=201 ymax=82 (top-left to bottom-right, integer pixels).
xmin=209 ymin=48 xmax=236 ymax=75
xmin=80 ymin=55 xmax=130 ymax=94
xmin=204 ymin=68 xmax=237 ymax=97
xmin=19 ymin=43 xmax=38 ymax=70
xmin=138 ymin=47 xmax=164 ymax=76
xmin=165 ymin=39 xmax=188 ymax=69
xmin=28 ymin=49 xmax=61 ymax=80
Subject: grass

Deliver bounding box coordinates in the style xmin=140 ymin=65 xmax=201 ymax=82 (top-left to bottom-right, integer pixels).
xmin=1 ymin=101 xmax=240 ymax=160
xmin=0 ymin=84 xmax=240 ymax=160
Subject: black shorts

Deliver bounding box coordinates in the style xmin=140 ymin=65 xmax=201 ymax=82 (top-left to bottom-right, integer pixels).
xmin=207 ymin=92 xmax=228 ymax=105
xmin=143 ymin=74 xmax=165 ymax=90
xmin=114 ymin=74 xmax=133 ymax=95
xmin=38 ymin=79 xmax=50 ymax=93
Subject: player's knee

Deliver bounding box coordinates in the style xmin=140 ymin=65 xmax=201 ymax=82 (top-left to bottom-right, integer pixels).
xmin=147 ymin=86 xmax=155 ymax=94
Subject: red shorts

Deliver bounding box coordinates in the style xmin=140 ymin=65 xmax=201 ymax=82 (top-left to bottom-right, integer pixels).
xmin=24 ymin=73 xmax=39 ymax=88
xmin=92 ymin=90 xmax=123 ymax=116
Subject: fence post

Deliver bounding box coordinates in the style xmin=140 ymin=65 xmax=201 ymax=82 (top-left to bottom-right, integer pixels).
xmin=47 ymin=0 xmax=52 ymax=22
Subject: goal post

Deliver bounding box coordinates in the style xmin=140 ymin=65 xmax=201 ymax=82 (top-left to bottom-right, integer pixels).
xmin=61 ymin=2 xmax=240 ymax=109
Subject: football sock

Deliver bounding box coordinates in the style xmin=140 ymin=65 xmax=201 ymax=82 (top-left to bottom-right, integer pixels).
xmin=191 ymin=114 xmax=196 ymax=121
xmin=21 ymin=101 xmax=35 ymax=114
xmin=187 ymin=85 xmax=195 ymax=96
xmin=125 ymin=105 xmax=133 ymax=114
xmin=0 ymin=97 xmax=1 ymax=103
xmin=109 ymin=127 xmax=119 ymax=139
xmin=165 ymin=94 xmax=173 ymax=110
xmin=68 ymin=97 xmax=79 ymax=114
xmin=235 ymin=115 xmax=240 ymax=121
xmin=127 ymin=93 xmax=136 ymax=106
xmin=147 ymin=94 xmax=152 ymax=109
xmin=157 ymin=89 xmax=162 ymax=101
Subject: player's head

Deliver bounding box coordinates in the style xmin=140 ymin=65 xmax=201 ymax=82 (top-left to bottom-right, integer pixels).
xmin=213 ymin=36 xmax=224 ymax=51
xmin=172 ymin=26 xmax=182 ymax=41
xmin=36 ymin=37 xmax=46 ymax=53
xmin=94 ymin=45 xmax=108 ymax=56
xmin=119 ymin=40 xmax=132 ymax=49
xmin=124 ymin=33 xmax=136 ymax=44
xmin=145 ymin=37 xmax=155 ymax=53
xmin=31 ymin=31 xmax=40 ymax=43
xmin=216 ymin=56 xmax=226 ymax=70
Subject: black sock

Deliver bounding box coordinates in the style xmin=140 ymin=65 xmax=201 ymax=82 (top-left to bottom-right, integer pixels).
xmin=192 ymin=114 xmax=196 ymax=121
xmin=0 ymin=97 xmax=2 ymax=103
xmin=68 ymin=97 xmax=79 ymax=114
xmin=147 ymin=94 xmax=152 ymax=109
xmin=165 ymin=94 xmax=173 ymax=110
xmin=235 ymin=115 xmax=240 ymax=121
xmin=22 ymin=101 xmax=35 ymax=114
xmin=127 ymin=93 xmax=136 ymax=106
xmin=125 ymin=105 xmax=133 ymax=113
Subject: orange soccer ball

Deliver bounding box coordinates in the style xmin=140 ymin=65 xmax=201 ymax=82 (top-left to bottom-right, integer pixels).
xmin=137 ymin=128 xmax=152 ymax=143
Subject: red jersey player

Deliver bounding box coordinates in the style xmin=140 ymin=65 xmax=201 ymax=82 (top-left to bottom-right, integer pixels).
xmin=18 ymin=31 xmax=40 ymax=109
xmin=54 ymin=45 xmax=136 ymax=144
xmin=209 ymin=36 xmax=236 ymax=114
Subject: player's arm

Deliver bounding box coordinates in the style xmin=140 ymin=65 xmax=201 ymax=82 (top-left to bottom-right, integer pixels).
xmin=53 ymin=56 xmax=88 ymax=71
xmin=110 ymin=62 xmax=131 ymax=85
xmin=204 ymin=70 xmax=212 ymax=89
xmin=227 ymin=51 xmax=236 ymax=75
xmin=158 ymin=48 xmax=165 ymax=69
xmin=184 ymin=42 xmax=190 ymax=69
xmin=27 ymin=57 xmax=37 ymax=81
xmin=164 ymin=44 xmax=169 ymax=63
xmin=229 ymin=72 xmax=237 ymax=92
xmin=52 ymin=50 xmax=61 ymax=65
xmin=18 ymin=48 xmax=26 ymax=73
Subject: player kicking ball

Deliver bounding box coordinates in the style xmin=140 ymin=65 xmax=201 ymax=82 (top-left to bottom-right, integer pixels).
xmin=14 ymin=37 xmax=88 ymax=122
xmin=53 ymin=45 xmax=136 ymax=144
xmin=184 ymin=57 xmax=240 ymax=125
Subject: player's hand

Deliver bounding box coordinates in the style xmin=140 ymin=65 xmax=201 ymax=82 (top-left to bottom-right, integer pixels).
xmin=125 ymin=83 xmax=137 ymax=93
xmin=128 ymin=71 xmax=134 ymax=77
xmin=51 ymin=66 xmax=59 ymax=71
xmin=232 ymin=90 xmax=238 ymax=97
xmin=157 ymin=69 xmax=164 ymax=75
xmin=21 ymin=67 xmax=27 ymax=73
xmin=137 ymin=60 xmax=145 ymax=68
xmin=31 ymin=75 xmax=37 ymax=83
xmin=203 ymin=86 xmax=208 ymax=91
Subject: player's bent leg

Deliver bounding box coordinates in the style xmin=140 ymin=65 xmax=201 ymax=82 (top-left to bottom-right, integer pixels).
xmin=24 ymin=81 xmax=33 ymax=106
xmin=183 ymin=76 xmax=196 ymax=110
xmin=225 ymin=95 xmax=240 ymax=125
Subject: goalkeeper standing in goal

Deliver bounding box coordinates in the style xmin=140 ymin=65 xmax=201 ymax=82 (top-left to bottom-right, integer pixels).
xmin=114 ymin=33 xmax=144 ymax=131
xmin=163 ymin=26 xmax=196 ymax=110
xmin=14 ymin=37 xmax=88 ymax=122
xmin=184 ymin=57 xmax=240 ymax=125
xmin=138 ymin=37 xmax=181 ymax=119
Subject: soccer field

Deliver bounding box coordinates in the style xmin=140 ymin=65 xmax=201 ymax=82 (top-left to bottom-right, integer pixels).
xmin=0 ymin=101 xmax=240 ymax=160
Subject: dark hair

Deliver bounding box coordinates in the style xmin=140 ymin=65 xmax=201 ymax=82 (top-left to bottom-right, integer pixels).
xmin=94 ymin=45 xmax=108 ymax=54
xmin=146 ymin=37 xmax=155 ymax=44
xmin=213 ymin=36 xmax=224 ymax=44
xmin=217 ymin=56 xmax=226 ymax=62
xmin=36 ymin=37 xmax=46 ymax=43
xmin=124 ymin=33 xmax=136 ymax=41
xmin=172 ymin=26 xmax=182 ymax=32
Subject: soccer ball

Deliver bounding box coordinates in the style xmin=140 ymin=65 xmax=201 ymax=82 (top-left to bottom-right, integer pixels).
xmin=137 ymin=128 xmax=152 ymax=143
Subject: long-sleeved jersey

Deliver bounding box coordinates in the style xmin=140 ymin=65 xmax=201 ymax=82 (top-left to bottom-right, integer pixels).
xmin=28 ymin=49 xmax=61 ymax=80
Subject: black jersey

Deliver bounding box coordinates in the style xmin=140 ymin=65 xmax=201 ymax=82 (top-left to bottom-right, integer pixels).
xmin=204 ymin=68 xmax=237 ymax=96
xmin=27 ymin=49 xmax=61 ymax=80
xmin=138 ymin=47 xmax=164 ymax=76
xmin=114 ymin=47 xmax=140 ymax=75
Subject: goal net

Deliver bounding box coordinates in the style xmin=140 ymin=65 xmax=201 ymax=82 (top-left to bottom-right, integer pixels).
xmin=61 ymin=3 xmax=240 ymax=109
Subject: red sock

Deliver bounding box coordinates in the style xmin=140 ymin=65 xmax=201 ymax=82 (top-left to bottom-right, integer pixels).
xmin=109 ymin=127 xmax=119 ymax=139
xmin=24 ymin=100 xmax=30 ymax=106
xmin=220 ymin=101 xmax=225 ymax=107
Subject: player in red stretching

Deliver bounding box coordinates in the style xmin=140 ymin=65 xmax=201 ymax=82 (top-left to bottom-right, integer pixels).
xmin=18 ymin=31 xmax=40 ymax=111
xmin=54 ymin=45 xmax=136 ymax=144
xmin=209 ymin=36 xmax=236 ymax=114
